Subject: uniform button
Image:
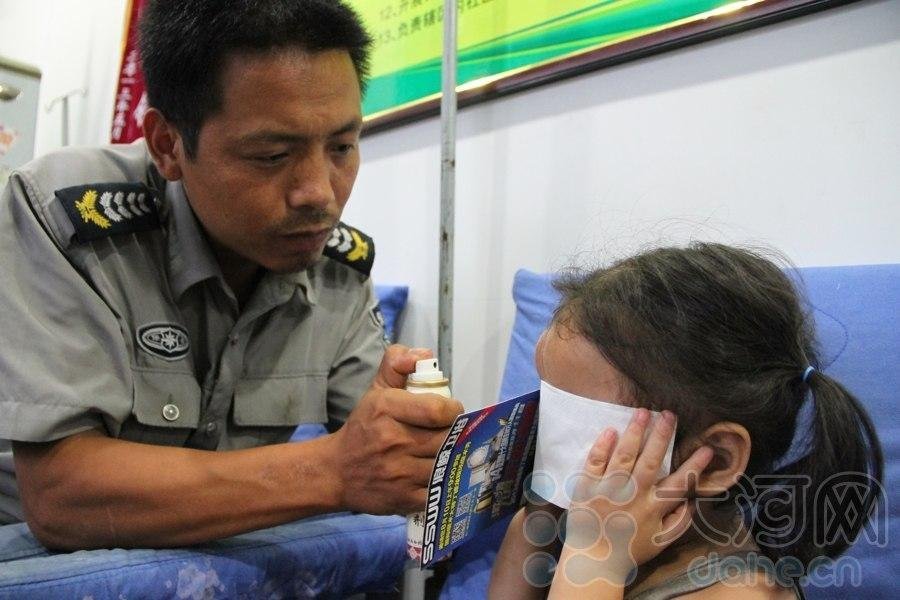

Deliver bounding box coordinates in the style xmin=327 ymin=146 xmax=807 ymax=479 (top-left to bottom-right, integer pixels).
xmin=205 ymin=422 xmax=218 ymax=435
xmin=162 ymin=403 xmax=180 ymax=422
xmin=229 ymin=335 xmax=239 ymax=346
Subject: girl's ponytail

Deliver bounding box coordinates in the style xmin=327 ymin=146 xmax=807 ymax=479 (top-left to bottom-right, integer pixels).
xmin=756 ymin=369 xmax=884 ymax=566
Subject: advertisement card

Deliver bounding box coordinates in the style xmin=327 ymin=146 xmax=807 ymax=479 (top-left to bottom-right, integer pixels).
xmin=421 ymin=390 xmax=539 ymax=567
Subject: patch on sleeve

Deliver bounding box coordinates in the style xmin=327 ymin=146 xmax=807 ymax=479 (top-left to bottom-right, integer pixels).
xmin=370 ymin=305 xmax=391 ymax=343
xmin=324 ymin=222 xmax=375 ymax=278
xmin=55 ymin=183 xmax=160 ymax=243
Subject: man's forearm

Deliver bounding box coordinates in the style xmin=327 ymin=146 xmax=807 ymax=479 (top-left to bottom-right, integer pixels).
xmin=13 ymin=430 xmax=343 ymax=550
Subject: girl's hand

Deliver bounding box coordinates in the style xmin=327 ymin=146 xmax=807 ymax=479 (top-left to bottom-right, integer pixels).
xmin=555 ymin=409 xmax=715 ymax=589
xmin=489 ymin=502 xmax=565 ymax=600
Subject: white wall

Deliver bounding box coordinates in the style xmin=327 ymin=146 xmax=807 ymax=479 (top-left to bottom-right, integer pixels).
xmin=2 ymin=0 xmax=899 ymax=410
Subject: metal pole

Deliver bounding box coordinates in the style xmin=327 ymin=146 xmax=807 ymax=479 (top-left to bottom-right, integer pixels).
xmin=45 ymin=89 xmax=86 ymax=148
xmin=401 ymin=5 xmax=457 ymax=598
xmin=438 ymin=0 xmax=458 ymax=381
xmin=61 ymin=96 xmax=70 ymax=147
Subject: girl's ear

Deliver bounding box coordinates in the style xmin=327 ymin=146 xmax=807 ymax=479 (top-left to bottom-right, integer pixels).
xmin=142 ymin=108 xmax=184 ymax=181
xmin=677 ymin=422 xmax=751 ymax=496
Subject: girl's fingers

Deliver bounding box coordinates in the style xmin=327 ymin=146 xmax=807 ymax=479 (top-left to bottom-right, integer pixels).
xmin=632 ymin=410 xmax=676 ymax=485
xmin=606 ymin=408 xmax=651 ymax=475
xmin=571 ymin=428 xmax=617 ymax=504
xmin=655 ymin=445 xmax=715 ymax=512
xmin=583 ymin=428 xmax=617 ymax=476
xmin=652 ymin=500 xmax=696 ymax=548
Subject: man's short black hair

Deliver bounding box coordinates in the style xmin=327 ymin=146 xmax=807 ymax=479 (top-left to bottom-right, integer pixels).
xmin=139 ymin=0 xmax=372 ymax=157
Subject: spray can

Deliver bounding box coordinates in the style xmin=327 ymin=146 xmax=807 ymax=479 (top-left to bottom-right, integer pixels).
xmin=405 ymin=358 xmax=451 ymax=562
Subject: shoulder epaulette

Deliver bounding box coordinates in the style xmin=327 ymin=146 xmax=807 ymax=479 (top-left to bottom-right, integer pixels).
xmin=55 ymin=183 xmax=160 ymax=244
xmin=324 ymin=222 xmax=375 ymax=278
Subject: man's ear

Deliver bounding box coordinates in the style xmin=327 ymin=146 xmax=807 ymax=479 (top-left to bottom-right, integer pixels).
xmin=677 ymin=422 xmax=751 ymax=496
xmin=142 ymin=108 xmax=184 ymax=181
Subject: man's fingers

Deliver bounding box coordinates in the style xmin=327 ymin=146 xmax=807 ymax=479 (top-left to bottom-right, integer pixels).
xmin=396 ymin=456 xmax=442 ymax=512
xmin=379 ymin=389 xmax=464 ymax=428
xmin=373 ymin=345 xmax=433 ymax=389
xmin=406 ymin=483 xmax=430 ymax=513
xmin=409 ymin=455 xmax=441 ymax=486
xmin=633 ymin=410 xmax=676 ymax=485
xmin=406 ymin=425 xmax=454 ymax=458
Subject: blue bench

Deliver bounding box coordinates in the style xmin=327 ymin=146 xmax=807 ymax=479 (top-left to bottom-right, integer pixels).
xmin=0 ymin=512 xmax=405 ymax=599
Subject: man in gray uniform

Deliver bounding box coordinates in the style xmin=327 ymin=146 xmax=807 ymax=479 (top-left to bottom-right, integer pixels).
xmin=0 ymin=0 xmax=462 ymax=550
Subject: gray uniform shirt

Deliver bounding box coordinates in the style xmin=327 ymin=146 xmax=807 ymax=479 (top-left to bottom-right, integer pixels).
xmin=0 ymin=141 xmax=387 ymax=524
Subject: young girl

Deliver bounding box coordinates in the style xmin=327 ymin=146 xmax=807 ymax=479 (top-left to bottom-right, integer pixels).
xmin=489 ymin=243 xmax=883 ymax=599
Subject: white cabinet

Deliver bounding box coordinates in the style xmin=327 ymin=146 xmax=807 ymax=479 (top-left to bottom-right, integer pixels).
xmin=0 ymin=57 xmax=41 ymax=188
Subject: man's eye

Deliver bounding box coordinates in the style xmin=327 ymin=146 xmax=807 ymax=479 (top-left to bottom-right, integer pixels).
xmin=333 ymin=144 xmax=355 ymax=155
xmin=253 ymin=153 xmax=289 ymax=164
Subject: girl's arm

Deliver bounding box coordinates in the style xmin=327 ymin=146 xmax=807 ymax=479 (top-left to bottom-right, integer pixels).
xmin=488 ymin=502 xmax=563 ymax=600
xmin=549 ymin=545 xmax=628 ymax=600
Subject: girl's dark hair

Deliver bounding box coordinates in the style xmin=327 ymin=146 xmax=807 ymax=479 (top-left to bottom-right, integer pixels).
xmin=554 ymin=243 xmax=883 ymax=567
xmin=138 ymin=0 xmax=372 ymax=158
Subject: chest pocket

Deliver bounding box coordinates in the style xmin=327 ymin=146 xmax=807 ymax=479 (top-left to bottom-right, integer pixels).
xmin=233 ymin=374 xmax=328 ymax=427
xmin=121 ymin=368 xmax=202 ymax=446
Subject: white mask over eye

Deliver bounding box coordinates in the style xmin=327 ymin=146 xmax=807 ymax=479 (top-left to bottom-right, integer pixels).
xmin=531 ymin=380 xmax=675 ymax=509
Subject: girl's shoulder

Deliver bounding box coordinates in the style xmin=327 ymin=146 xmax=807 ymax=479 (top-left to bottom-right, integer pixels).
xmin=627 ymin=550 xmax=802 ymax=600
xmin=681 ymin=575 xmax=799 ymax=599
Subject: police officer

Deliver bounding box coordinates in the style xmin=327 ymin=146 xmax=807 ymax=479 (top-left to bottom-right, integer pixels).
xmin=0 ymin=0 xmax=463 ymax=549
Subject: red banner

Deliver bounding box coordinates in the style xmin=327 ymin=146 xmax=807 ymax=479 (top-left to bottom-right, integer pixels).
xmin=110 ymin=0 xmax=148 ymax=144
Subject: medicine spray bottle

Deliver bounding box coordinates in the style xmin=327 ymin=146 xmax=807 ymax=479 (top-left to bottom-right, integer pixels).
xmin=405 ymin=358 xmax=451 ymax=561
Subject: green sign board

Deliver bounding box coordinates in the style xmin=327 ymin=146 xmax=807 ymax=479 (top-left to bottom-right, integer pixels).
xmin=349 ymin=0 xmax=841 ymax=125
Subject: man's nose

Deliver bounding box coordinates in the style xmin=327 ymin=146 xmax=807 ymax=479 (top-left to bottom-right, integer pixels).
xmin=286 ymin=150 xmax=335 ymax=210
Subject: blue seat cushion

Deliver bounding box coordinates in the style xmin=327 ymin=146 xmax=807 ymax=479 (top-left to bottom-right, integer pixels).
xmin=442 ymin=264 xmax=900 ymax=599
xmin=0 ymin=512 xmax=405 ymax=599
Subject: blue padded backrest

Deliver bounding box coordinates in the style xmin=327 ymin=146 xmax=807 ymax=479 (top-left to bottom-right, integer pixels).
xmin=444 ymin=264 xmax=899 ymax=599
xmin=791 ymin=264 xmax=899 ymax=599
xmin=498 ymin=270 xmax=560 ymax=401
xmin=375 ymin=284 xmax=409 ymax=343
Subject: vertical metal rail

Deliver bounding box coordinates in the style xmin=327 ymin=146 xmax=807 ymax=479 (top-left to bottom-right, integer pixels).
xmin=46 ymin=88 xmax=86 ymax=147
xmin=438 ymin=0 xmax=458 ymax=381
xmin=61 ymin=96 xmax=70 ymax=146
xmin=402 ymin=4 xmax=458 ymax=599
